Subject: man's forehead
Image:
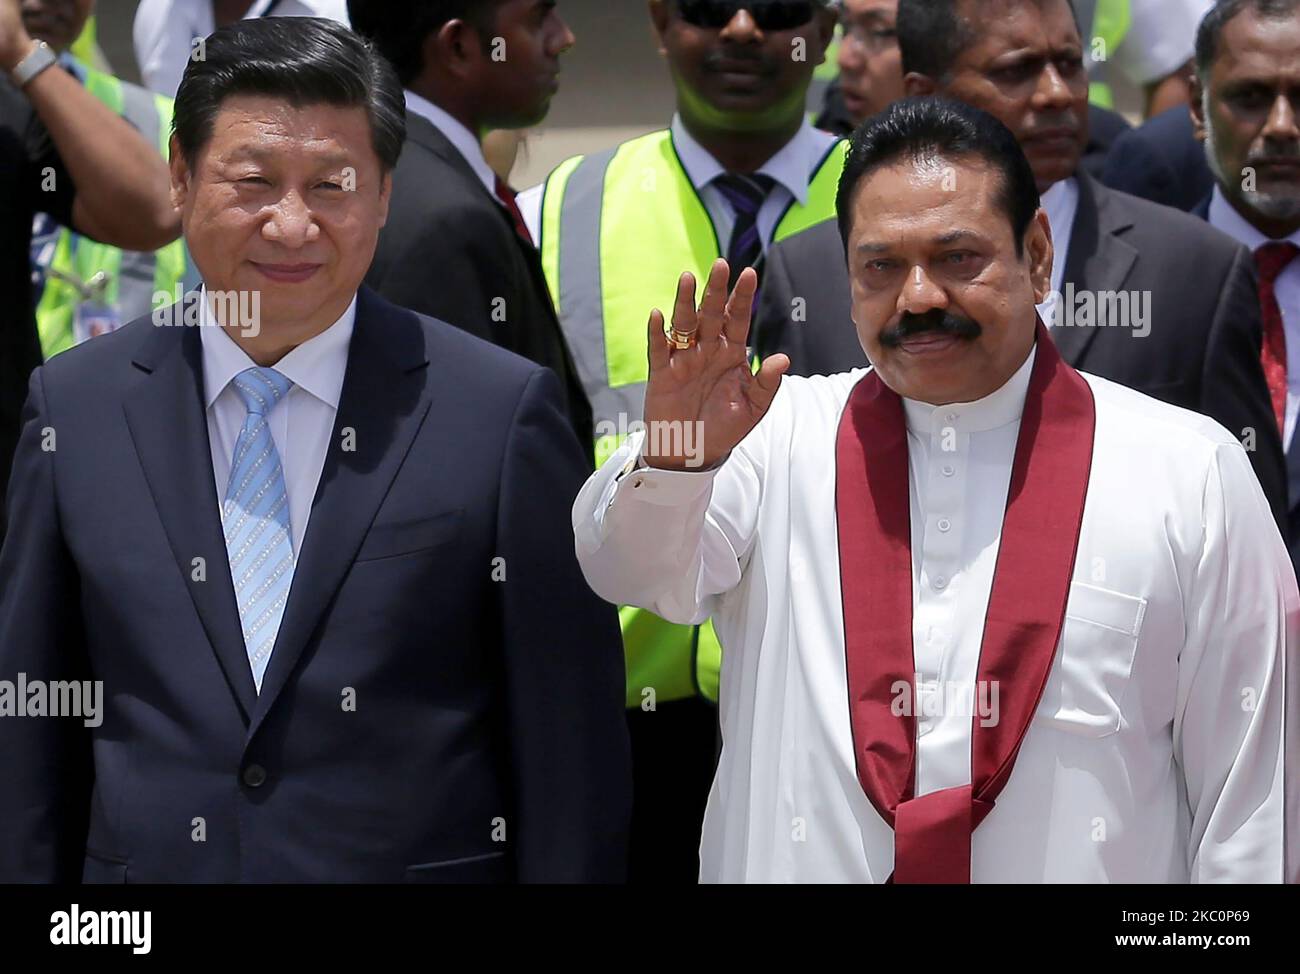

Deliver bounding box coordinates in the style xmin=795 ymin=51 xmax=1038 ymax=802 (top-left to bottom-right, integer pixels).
xmin=209 ymin=97 xmax=370 ymax=144
xmin=952 ymin=0 xmax=1080 ymax=61
xmin=851 ymin=158 xmax=1003 ymax=230
xmin=1216 ymin=10 xmax=1300 ymax=77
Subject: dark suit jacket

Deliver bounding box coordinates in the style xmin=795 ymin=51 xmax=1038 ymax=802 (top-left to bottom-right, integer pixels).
xmin=1189 ymin=192 xmax=1300 ymax=578
xmin=753 ymin=171 xmax=1288 ymax=526
xmin=366 ymin=112 xmax=593 ymax=450
xmin=0 ymin=287 xmax=631 ymax=883
xmin=1100 ymin=105 xmax=1213 ymax=213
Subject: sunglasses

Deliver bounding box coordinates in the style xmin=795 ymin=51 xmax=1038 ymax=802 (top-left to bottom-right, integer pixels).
xmin=676 ymin=1 xmax=819 ymax=31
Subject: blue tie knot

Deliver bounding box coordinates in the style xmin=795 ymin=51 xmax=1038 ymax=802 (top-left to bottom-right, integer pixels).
xmin=232 ymin=367 xmax=293 ymax=417
xmin=714 ymin=172 xmax=775 ymax=219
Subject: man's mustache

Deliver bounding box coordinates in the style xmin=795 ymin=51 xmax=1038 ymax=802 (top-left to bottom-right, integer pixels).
xmin=879 ymin=309 xmax=983 ymax=348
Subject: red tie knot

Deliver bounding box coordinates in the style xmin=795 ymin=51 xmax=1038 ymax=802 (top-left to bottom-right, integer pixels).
xmin=1254 ymin=241 xmax=1300 ymax=284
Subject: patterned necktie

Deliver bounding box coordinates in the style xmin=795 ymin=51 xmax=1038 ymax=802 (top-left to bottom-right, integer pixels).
xmin=494 ymin=175 xmax=534 ymax=245
xmin=715 ymin=172 xmax=776 ymax=291
xmin=222 ymin=367 xmax=295 ymax=692
xmin=1254 ymin=241 xmax=1298 ymax=431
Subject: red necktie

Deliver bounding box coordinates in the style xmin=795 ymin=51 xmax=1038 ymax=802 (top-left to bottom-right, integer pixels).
xmin=494 ymin=175 xmax=533 ymax=245
xmin=1254 ymin=241 xmax=1298 ymax=431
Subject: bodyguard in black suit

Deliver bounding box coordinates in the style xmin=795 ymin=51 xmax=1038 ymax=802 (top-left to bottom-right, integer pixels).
xmin=754 ymin=0 xmax=1286 ymax=522
xmin=1186 ymin=0 xmax=1300 ymax=581
xmin=351 ymin=2 xmax=593 ymax=448
xmin=0 ymin=19 xmax=630 ymax=884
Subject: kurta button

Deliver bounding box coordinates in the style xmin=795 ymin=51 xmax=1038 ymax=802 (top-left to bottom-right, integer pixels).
xmin=933 ymin=575 xmax=948 ymax=591
xmin=243 ymin=764 xmax=267 ymax=788
xmin=937 ymin=517 xmax=951 ymax=532
xmin=942 ymin=464 xmax=955 ymax=477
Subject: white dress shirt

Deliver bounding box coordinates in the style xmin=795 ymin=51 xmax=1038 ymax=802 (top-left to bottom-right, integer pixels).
xmin=574 ymin=358 xmax=1298 ymax=883
xmin=200 ymin=288 xmax=355 ymax=557
xmin=1037 ymin=176 xmax=1080 ymax=327
xmin=403 ymin=89 xmax=499 ymax=199
xmin=1207 ymin=185 xmax=1300 ymax=450
xmin=516 ymin=113 xmax=839 ymax=250
xmin=133 ymin=0 xmax=351 ymax=97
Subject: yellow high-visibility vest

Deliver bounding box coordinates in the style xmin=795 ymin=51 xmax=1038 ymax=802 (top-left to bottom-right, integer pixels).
xmin=35 ymin=64 xmax=189 ymax=360
xmin=539 ymin=129 xmax=847 ymax=705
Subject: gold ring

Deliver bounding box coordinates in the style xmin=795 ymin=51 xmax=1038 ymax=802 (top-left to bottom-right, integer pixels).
xmin=669 ymin=328 xmax=696 ymax=349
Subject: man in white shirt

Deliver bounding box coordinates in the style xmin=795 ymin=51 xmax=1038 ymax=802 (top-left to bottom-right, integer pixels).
xmin=133 ymin=0 xmax=350 ymax=98
xmin=573 ymin=97 xmax=1298 ymax=883
xmin=755 ymin=0 xmax=1288 ymax=534
xmin=1190 ymin=0 xmax=1300 ymax=585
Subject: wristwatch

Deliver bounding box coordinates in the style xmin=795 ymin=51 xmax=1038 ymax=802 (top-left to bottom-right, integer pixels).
xmin=11 ymin=40 xmax=56 ymax=88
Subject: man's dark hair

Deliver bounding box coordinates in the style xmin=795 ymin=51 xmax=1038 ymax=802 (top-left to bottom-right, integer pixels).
xmin=347 ymin=0 xmax=502 ymax=87
xmin=172 ymin=17 xmax=406 ymax=172
xmin=896 ymin=0 xmax=1079 ymax=79
xmin=836 ymin=98 xmax=1042 ymax=256
xmin=1195 ymin=0 xmax=1300 ymax=81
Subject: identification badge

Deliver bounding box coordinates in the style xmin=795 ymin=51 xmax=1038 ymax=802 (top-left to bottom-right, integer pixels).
xmin=74 ymin=300 xmax=123 ymax=344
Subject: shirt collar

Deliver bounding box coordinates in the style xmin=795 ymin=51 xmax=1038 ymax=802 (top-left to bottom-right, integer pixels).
xmin=403 ymin=89 xmax=496 ymax=197
xmin=669 ymin=112 xmax=838 ymax=205
xmin=199 ymin=286 xmax=356 ymax=411
xmin=902 ymin=341 xmax=1037 ymax=434
xmin=1207 ymin=184 xmax=1300 ymax=250
xmin=1039 ymin=177 xmax=1079 ymax=238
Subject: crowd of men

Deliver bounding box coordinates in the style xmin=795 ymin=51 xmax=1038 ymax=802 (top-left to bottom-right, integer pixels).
xmin=0 ymin=0 xmax=1295 ymax=883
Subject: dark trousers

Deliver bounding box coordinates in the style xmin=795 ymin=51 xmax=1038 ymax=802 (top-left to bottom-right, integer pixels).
xmin=625 ymin=696 xmax=721 ymax=884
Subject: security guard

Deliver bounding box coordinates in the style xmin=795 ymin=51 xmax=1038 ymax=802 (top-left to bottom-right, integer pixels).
xmin=521 ymin=0 xmax=844 ymax=882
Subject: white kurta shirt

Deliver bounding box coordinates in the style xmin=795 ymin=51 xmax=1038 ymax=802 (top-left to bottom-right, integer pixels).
xmin=573 ymin=355 xmax=1298 ymax=883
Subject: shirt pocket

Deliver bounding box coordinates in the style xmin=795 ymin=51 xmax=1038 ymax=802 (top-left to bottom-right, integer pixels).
xmin=1034 ymin=582 xmax=1147 ymax=738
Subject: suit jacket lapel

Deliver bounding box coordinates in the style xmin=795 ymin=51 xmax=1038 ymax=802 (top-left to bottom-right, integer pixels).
xmin=123 ymin=313 xmax=259 ymax=720
xmin=248 ymin=288 xmax=434 ymax=736
xmin=1053 ymin=172 xmax=1139 ymax=365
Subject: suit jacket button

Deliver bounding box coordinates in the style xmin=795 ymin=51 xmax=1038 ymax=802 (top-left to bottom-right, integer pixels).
xmin=242 ymin=764 xmax=268 ymax=788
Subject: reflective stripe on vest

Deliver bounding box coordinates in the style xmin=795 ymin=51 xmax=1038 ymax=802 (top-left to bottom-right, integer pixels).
xmin=540 ymin=130 xmax=846 ymax=705
xmin=36 ymin=67 xmax=189 ymax=360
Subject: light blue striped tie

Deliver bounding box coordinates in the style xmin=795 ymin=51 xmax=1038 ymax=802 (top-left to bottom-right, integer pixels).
xmin=222 ymin=367 xmax=295 ymax=692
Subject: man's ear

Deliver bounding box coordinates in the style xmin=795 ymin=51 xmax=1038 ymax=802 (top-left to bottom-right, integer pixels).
xmin=648 ymin=0 xmax=670 ymax=56
xmin=432 ymin=18 xmax=482 ymax=79
xmin=1189 ymin=73 xmax=1208 ymax=143
xmin=168 ymin=134 xmax=191 ymax=213
xmin=1026 ymin=208 xmax=1054 ymax=305
xmin=904 ymin=72 xmax=938 ymax=97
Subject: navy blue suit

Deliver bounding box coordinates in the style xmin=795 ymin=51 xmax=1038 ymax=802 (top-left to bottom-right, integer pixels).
xmin=0 ymin=287 xmax=631 ymax=883
xmin=1100 ymin=105 xmax=1213 ymax=212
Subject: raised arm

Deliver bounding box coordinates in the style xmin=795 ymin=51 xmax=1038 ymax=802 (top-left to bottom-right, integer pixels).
xmin=572 ymin=258 xmax=788 ymax=622
xmin=2 ymin=1 xmax=180 ymax=250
